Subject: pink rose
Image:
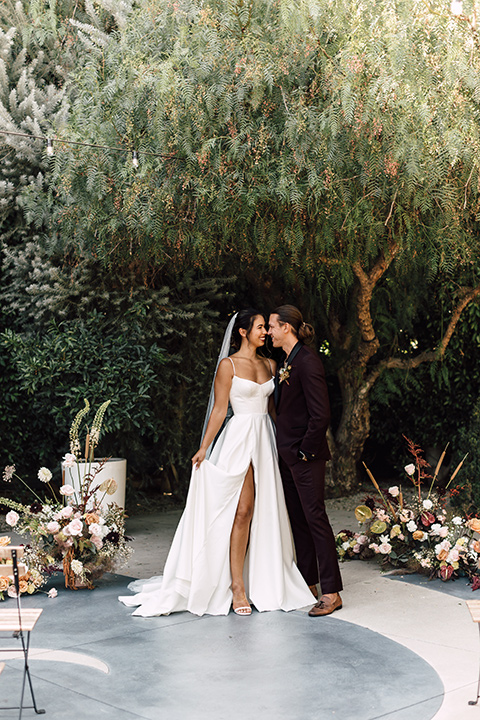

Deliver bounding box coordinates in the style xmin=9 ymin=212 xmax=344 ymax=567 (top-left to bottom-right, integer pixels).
xmin=91 ymin=535 xmax=103 ymax=550
xmin=438 ymin=526 xmax=449 ymax=538
xmin=60 ymin=506 xmax=73 ymax=519
xmin=59 ymin=484 xmax=75 ymax=496
xmin=66 ymin=519 xmax=83 ymax=536
xmin=47 ymin=521 xmax=60 ymax=534
xmin=48 ymin=588 xmax=58 ymax=598
xmin=62 ymin=453 xmax=76 ymax=468
xmin=5 ymin=511 xmax=19 ymax=527
xmin=448 ymin=548 xmax=460 ymax=563
xmin=353 ymin=544 xmax=361 ymax=554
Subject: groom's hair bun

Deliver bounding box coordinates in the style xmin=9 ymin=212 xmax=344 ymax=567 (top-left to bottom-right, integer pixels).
xmin=231 ymin=308 xmax=263 ymax=349
xmin=274 ymin=305 xmax=315 ymax=345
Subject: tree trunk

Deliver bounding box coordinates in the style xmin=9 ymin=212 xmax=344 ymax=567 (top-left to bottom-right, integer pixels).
xmin=325 ymin=361 xmax=371 ymax=496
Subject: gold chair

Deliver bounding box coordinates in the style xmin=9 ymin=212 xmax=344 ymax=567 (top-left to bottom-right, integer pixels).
xmin=0 ymin=546 xmax=44 ymax=718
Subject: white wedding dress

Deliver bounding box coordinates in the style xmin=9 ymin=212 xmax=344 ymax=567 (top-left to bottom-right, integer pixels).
xmin=119 ymin=370 xmax=314 ymax=616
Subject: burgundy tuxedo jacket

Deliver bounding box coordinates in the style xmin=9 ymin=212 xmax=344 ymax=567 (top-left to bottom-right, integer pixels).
xmin=275 ymin=343 xmax=331 ymax=465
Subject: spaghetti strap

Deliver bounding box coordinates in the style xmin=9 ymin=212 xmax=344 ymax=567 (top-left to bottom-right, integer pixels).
xmin=228 ymin=356 xmax=236 ymax=375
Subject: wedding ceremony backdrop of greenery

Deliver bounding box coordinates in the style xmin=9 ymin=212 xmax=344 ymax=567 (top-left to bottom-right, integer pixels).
xmin=2 ymin=0 xmax=480 ymax=507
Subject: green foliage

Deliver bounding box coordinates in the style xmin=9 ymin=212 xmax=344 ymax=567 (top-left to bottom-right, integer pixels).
xmin=368 ymin=291 xmax=480 ymax=472
xmin=0 ymin=315 xmax=166 ymax=478
xmin=453 ymin=394 xmax=480 ymax=514
xmin=4 ymin=0 xmax=480 ymax=495
xmin=28 ymin=0 xmax=480 ymax=297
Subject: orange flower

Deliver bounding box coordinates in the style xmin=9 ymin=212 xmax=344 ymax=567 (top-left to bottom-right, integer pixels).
xmin=467 ymin=518 xmax=480 ymax=533
xmin=473 ymin=540 xmax=480 ymax=553
xmin=437 ymin=549 xmax=448 ymax=561
xmin=0 ymin=576 xmax=9 ymax=592
xmin=84 ymin=513 xmax=100 ymax=525
xmin=18 ymin=580 xmax=28 ymax=594
xmin=0 ymin=537 xmax=11 ymax=547
xmin=412 ymin=530 xmax=425 ymax=541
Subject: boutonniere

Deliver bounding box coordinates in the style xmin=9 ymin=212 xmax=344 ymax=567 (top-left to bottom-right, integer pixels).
xmin=279 ymin=364 xmax=292 ymax=384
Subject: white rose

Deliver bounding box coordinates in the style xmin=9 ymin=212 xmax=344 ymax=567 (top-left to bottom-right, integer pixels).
xmin=60 ymin=506 xmax=73 ymax=518
xmin=407 ymin=520 xmax=417 ymax=532
xmin=48 ymin=588 xmax=58 ymax=598
xmin=438 ymin=526 xmax=449 ymax=538
xmin=452 ymin=516 xmax=463 ymax=526
xmin=341 ymin=541 xmax=350 ymax=551
xmin=70 ymin=559 xmax=83 ymax=575
xmin=404 ymin=463 xmax=416 ymax=476
xmin=5 ymin=511 xmax=19 ymax=527
xmin=422 ymin=499 xmax=433 ymax=510
xmin=37 ymin=467 xmax=52 ymax=483
xmin=46 ymin=521 xmax=60 ymax=534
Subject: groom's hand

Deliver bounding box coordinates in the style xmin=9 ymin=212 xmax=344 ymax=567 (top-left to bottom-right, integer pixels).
xmin=298 ymin=449 xmax=316 ymax=462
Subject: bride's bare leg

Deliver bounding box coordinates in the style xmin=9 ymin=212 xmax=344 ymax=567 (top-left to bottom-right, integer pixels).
xmin=230 ymin=464 xmax=255 ymax=613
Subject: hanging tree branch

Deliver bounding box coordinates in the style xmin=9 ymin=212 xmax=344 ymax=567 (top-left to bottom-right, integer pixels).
xmin=361 ymin=283 xmax=480 ymax=396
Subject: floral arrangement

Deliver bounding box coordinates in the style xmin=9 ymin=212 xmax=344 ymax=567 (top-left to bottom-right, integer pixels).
xmin=0 ymin=535 xmax=46 ymax=600
xmin=336 ymin=437 xmax=480 ymax=590
xmin=1 ymin=399 xmax=132 ymax=593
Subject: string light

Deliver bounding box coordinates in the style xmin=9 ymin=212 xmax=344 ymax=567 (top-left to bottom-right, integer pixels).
xmin=450 ymin=0 xmax=463 ymax=16
xmin=0 ymin=129 xmax=171 ymax=160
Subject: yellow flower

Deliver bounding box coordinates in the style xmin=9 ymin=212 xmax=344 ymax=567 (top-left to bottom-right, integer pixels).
xmin=0 ymin=536 xmax=11 ymax=547
xmin=390 ymin=525 xmax=402 ymax=538
xmin=27 ymin=584 xmax=36 ymax=594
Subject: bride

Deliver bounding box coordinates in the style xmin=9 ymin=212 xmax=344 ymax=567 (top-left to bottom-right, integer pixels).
xmin=119 ymin=309 xmax=315 ymax=616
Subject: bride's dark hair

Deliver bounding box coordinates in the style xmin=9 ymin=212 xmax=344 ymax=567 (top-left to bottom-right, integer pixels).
xmin=231 ymin=308 xmax=264 ymax=350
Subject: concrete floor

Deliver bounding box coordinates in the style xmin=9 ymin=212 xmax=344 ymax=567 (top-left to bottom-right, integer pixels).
xmin=0 ymin=499 xmax=477 ymax=719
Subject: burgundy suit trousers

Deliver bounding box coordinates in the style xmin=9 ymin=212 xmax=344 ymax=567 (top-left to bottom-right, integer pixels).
xmin=279 ymin=455 xmax=343 ymax=594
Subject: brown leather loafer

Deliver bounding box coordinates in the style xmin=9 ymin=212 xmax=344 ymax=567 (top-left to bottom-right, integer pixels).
xmin=308 ymin=594 xmax=342 ymax=617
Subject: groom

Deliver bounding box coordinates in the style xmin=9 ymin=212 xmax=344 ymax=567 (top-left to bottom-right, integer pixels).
xmin=268 ymin=305 xmax=343 ymax=617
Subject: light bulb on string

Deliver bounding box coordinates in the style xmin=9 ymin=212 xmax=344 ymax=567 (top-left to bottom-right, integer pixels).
xmin=132 ymin=150 xmax=139 ymax=169
xmin=450 ymin=0 xmax=463 ymax=16
xmin=46 ymin=138 xmax=54 ymax=156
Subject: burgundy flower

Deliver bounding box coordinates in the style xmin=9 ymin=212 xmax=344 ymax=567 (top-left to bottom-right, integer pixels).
xmin=29 ymin=502 xmax=43 ymax=514
xmin=471 ymin=575 xmax=480 ymax=592
xmin=439 ymin=565 xmax=454 ymax=582
xmin=105 ymin=531 xmax=120 ymax=546
xmin=420 ymin=511 xmax=435 ymax=527
xmin=364 ymin=497 xmax=376 ymax=511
